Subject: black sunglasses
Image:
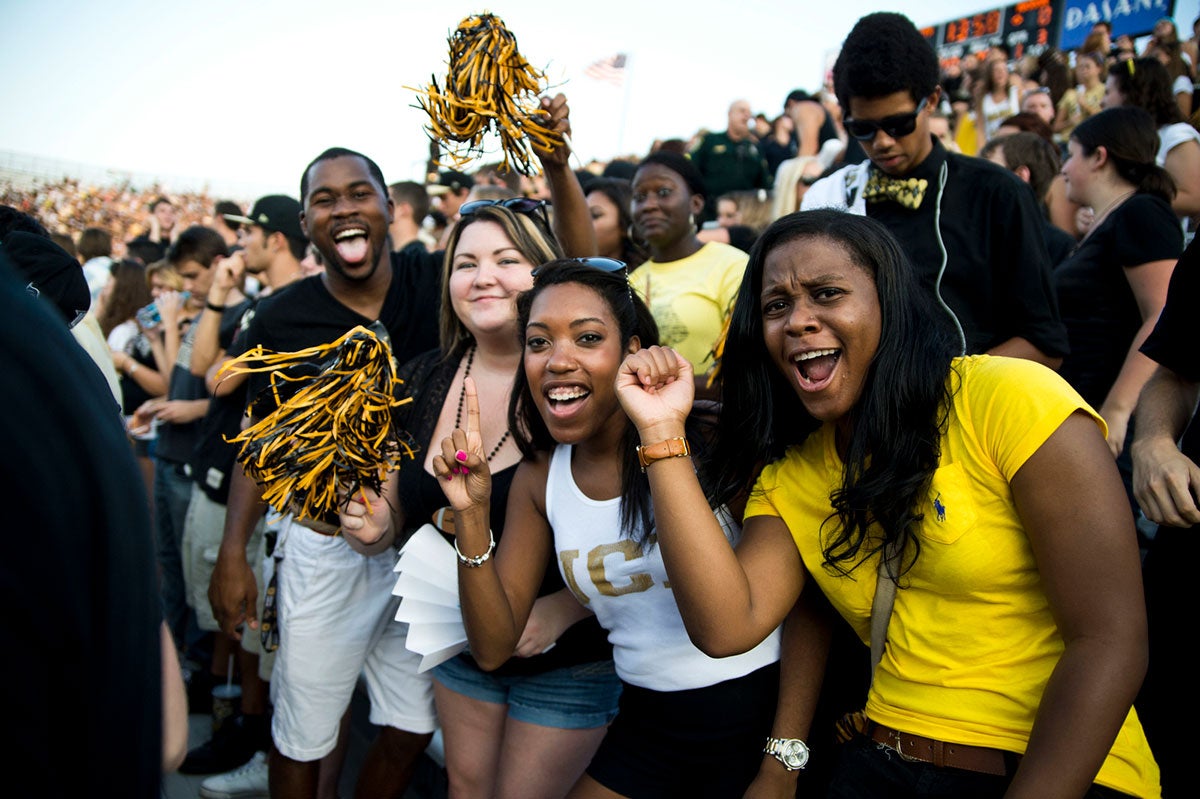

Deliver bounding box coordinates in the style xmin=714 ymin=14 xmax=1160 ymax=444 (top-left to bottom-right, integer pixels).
xmin=532 ymin=257 xmax=632 ymax=302
xmin=459 ymin=197 xmax=550 ymax=230
xmin=844 ymin=97 xmax=929 ymax=142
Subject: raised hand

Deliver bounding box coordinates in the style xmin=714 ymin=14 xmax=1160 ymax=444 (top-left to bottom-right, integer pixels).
xmin=615 ymin=345 xmax=695 ymax=439
xmin=531 ymin=93 xmax=573 ymax=168
xmin=434 ymin=376 xmax=493 ymax=511
xmin=210 ymin=252 xmax=245 ymax=304
xmin=157 ymin=290 xmax=184 ymax=327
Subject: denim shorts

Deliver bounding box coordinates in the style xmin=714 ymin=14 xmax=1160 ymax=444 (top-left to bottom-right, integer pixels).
xmin=432 ymin=655 xmax=621 ymax=730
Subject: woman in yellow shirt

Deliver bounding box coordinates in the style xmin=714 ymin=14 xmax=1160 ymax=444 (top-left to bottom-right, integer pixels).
xmin=615 ymin=210 xmax=1158 ymax=797
xmin=628 ymin=151 xmax=747 ymax=376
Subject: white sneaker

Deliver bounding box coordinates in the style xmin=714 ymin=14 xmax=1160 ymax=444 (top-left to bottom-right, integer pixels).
xmin=199 ymin=751 xmax=269 ymax=799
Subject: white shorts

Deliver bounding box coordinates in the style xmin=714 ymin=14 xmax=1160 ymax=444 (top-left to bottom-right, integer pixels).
xmin=181 ymin=485 xmax=264 ymax=634
xmin=270 ymin=518 xmax=436 ymax=761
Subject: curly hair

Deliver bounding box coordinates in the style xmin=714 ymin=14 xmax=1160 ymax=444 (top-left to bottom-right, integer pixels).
xmin=509 ymin=260 xmax=660 ymax=543
xmin=832 ymin=13 xmax=940 ymax=110
xmin=708 ymin=210 xmax=960 ymax=581
xmin=1108 ymin=57 xmax=1182 ymax=125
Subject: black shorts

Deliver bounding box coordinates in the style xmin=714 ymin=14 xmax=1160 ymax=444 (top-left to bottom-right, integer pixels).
xmin=586 ymin=662 xmax=780 ymax=798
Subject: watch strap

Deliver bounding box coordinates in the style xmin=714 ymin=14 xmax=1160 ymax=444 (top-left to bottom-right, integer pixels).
xmin=636 ymin=436 xmax=691 ymax=470
xmin=763 ymin=736 xmax=809 ymax=771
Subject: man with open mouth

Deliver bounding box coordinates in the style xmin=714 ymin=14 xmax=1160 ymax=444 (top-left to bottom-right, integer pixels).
xmin=208 ymin=148 xmax=444 ymax=799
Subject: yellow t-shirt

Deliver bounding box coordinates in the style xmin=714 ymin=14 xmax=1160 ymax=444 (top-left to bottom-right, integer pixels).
xmin=744 ymin=355 xmax=1159 ymax=798
xmin=630 ymin=241 xmax=747 ymax=372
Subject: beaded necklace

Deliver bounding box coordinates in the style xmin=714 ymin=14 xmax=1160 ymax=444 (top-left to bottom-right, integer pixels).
xmin=456 ymin=345 xmax=512 ymax=462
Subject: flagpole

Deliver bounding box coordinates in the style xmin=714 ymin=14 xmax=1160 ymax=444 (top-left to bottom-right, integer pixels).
xmin=616 ymin=54 xmax=632 ymax=157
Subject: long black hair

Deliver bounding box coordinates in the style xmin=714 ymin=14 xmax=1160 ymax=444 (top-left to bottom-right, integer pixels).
xmin=509 ymin=259 xmax=660 ymax=544
xmin=708 ymin=210 xmax=960 ymax=580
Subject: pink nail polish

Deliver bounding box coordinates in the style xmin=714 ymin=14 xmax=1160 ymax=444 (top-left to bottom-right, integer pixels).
xmin=455 ymin=450 xmax=468 ymax=462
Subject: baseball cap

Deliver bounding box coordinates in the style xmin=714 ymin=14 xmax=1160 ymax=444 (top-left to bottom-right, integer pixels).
xmin=224 ymin=195 xmax=307 ymax=243
xmin=426 ymin=170 xmax=474 ymax=196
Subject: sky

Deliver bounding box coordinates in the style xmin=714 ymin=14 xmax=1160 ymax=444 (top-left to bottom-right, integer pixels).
xmin=2 ymin=0 xmax=1197 ymax=198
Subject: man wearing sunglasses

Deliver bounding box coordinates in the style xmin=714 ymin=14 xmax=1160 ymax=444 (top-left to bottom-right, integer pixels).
xmin=803 ymin=12 xmax=1067 ymax=369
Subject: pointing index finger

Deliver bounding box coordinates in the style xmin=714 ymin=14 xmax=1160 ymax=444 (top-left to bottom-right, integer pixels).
xmin=463 ymin=376 xmax=481 ymax=438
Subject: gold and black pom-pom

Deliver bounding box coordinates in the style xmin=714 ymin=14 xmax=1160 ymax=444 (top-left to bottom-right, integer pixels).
xmin=217 ymin=322 xmax=414 ymax=533
xmin=411 ymin=13 xmax=561 ymax=175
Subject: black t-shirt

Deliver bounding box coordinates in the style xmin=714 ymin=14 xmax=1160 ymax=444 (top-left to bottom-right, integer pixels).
xmin=866 ymin=142 xmax=1069 ymax=357
xmin=1141 ymin=234 xmax=1200 ymax=467
xmin=230 ymin=252 xmax=441 ymax=523
xmin=119 ymin=330 xmax=159 ymax=416
xmin=394 ymin=349 xmax=614 ymax=676
xmin=191 ymin=298 xmax=256 ymax=504
xmin=1056 ymin=194 xmax=1183 ymax=407
xmin=761 ymin=137 xmax=796 ymax=178
xmin=1043 ymin=220 xmax=1077 ymax=269
xmin=0 ymin=255 xmax=161 ymax=798
xmin=234 ymin=250 xmax=441 ymax=418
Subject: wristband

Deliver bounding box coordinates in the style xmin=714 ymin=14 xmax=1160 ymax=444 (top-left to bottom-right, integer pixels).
xmin=205 ymin=300 xmax=226 ymax=313
xmin=636 ymin=437 xmax=691 ymax=471
xmin=127 ymin=361 xmax=139 ymax=377
xmin=455 ymin=529 xmax=496 ymax=568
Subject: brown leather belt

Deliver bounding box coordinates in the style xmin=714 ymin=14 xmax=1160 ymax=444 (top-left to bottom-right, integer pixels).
xmin=868 ymin=722 xmax=1011 ymax=776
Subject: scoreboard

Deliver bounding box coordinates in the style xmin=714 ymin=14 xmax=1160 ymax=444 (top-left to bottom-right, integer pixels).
xmin=921 ymin=0 xmax=1064 ymax=63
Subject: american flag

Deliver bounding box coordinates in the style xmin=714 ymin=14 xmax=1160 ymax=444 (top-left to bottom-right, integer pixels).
xmin=584 ymin=53 xmax=627 ymax=87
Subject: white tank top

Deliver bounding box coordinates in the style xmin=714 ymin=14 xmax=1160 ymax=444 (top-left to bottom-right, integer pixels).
xmin=547 ymin=444 xmax=781 ymax=691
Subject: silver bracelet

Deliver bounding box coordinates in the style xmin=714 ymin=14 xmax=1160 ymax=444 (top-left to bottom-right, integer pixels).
xmin=454 ymin=530 xmax=495 ymax=568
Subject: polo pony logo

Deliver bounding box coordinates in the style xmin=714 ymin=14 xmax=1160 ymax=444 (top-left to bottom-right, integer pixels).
xmin=933 ymin=492 xmax=946 ymax=523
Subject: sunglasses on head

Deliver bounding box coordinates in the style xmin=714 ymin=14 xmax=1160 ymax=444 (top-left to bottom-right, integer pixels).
xmin=459 ymin=197 xmax=550 ymax=229
xmin=844 ymin=97 xmax=929 ymax=142
xmin=532 ymin=257 xmax=632 ymax=302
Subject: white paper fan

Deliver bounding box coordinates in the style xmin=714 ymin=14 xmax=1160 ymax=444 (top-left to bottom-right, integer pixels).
xmin=393 ymin=524 xmax=467 ymax=671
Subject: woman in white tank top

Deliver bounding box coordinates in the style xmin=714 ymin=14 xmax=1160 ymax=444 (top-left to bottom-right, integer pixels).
xmin=423 ymin=260 xmax=784 ymax=798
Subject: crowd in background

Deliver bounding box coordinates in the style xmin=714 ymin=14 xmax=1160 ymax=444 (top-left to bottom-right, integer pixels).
xmin=7 ymin=16 xmax=1200 ymax=261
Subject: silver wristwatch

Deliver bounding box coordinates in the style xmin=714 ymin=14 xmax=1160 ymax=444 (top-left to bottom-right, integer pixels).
xmin=763 ymin=736 xmax=809 ymax=771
